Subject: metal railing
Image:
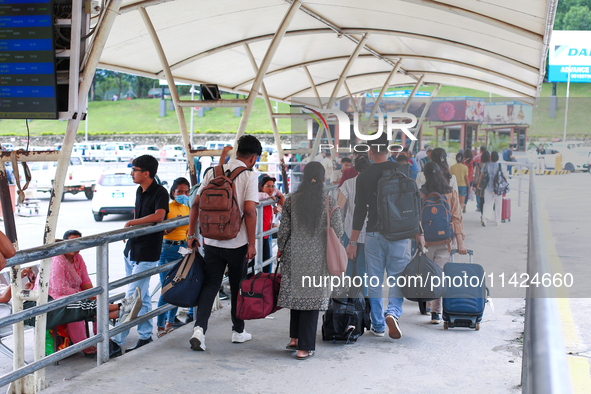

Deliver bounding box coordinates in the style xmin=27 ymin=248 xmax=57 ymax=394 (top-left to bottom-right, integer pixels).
xmin=521 ymin=167 xmax=573 ymax=393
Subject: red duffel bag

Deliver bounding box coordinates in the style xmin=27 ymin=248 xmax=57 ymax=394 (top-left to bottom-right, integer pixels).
xmin=236 ymin=269 xmax=282 ymax=320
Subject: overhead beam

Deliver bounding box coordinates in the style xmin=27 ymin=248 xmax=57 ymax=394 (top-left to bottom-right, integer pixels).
xmin=120 ymin=0 xmax=174 ymax=14
xmin=231 ymin=53 xmax=536 ymax=92
xmin=285 ymin=71 xmax=535 ymax=103
xmin=536 ymin=0 xmax=559 ymax=102
xmin=232 ymin=0 xmax=302 ymax=150
xmin=363 ymin=59 xmax=404 ymax=134
xmin=396 ymin=0 xmax=542 ymax=43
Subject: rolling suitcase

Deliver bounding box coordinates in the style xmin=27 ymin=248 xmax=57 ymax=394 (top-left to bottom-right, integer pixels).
xmin=442 ymin=250 xmax=488 ymax=330
xmin=501 ymin=197 xmax=511 ymax=222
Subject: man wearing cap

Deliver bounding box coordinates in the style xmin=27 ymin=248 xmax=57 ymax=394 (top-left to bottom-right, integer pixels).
xmin=419 ymin=146 xmax=433 ymax=171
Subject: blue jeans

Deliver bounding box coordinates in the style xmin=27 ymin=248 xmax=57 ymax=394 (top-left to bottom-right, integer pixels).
xmin=112 ymin=253 xmax=158 ymax=345
xmin=364 ymin=232 xmax=410 ymax=332
xmin=343 ymin=233 xmax=367 ymax=295
xmin=156 ymin=241 xmax=186 ymax=327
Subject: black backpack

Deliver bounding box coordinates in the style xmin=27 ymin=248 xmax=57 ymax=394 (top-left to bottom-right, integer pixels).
xmin=401 ymin=248 xmax=446 ymax=301
xmin=477 ymin=164 xmax=489 ymax=191
xmin=376 ymin=164 xmax=421 ymax=241
xmin=321 ymin=259 xmax=371 ymax=344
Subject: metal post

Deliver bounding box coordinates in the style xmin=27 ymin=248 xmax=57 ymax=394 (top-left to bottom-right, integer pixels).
xmin=518 ymin=169 xmax=522 ymax=207
xmin=96 ymin=243 xmax=109 ymax=365
xmin=409 ymin=83 xmax=440 ymax=152
xmin=35 ymin=1 xmax=123 ymax=390
xmin=344 ymin=80 xmax=361 ymax=113
xmin=255 ymin=204 xmax=264 ymax=272
xmin=190 ymin=85 xmax=195 ymax=147
xmin=303 ymin=65 xmax=323 ymax=108
xmin=402 ymin=75 xmax=425 ymax=113
xmin=138 ymin=7 xmax=197 ymax=185
xmin=363 ymin=59 xmax=403 ymax=134
xmin=326 ymin=34 xmax=370 ymax=110
xmin=232 ymin=0 xmax=302 ymax=153
xmin=243 ymin=44 xmax=289 ymax=193
xmin=0 ymin=162 xmax=17 ymax=243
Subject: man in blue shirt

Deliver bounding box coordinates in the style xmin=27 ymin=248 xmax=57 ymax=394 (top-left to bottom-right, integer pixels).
xmin=503 ymin=144 xmax=516 ymax=174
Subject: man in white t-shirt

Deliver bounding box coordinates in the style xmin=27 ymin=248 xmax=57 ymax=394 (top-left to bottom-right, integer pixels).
xmin=331 ymin=157 xmax=352 ymax=184
xmin=320 ymin=150 xmax=333 ymax=183
xmin=186 ymin=135 xmax=262 ymax=351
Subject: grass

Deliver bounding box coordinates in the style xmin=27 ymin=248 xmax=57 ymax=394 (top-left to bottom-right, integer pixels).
xmin=0 ymin=84 xmax=590 ymax=138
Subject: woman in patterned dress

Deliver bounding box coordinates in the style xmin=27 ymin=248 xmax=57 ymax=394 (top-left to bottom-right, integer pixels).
xmin=277 ymin=161 xmax=343 ymax=360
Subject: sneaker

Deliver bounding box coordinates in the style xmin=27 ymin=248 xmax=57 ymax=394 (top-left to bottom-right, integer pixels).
xmin=189 ymin=326 xmax=206 ymax=351
xmin=481 ymin=217 xmax=486 ymax=227
xmin=118 ymin=287 xmax=142 ymax=324
xmin=430 ymin=313 xmax=442 ymax=324
xmin=495 ymin=221 xmax=500 ymax=226
xmin=218 ymin=290 xmax=229 ymax=300
xmin=232 ymin=330 xmax=252 ymax=343
xmin=425 ymin=307 xmax=431 ymax=314
xmin=370 ymin=326 xmax=385 ymax=337
xmin=385 ymin=315 xmax=402 ymax=339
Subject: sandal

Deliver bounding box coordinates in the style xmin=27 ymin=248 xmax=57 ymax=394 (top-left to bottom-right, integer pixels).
xmin=296 ymin=351 xmax=314 ymax=360
xmin=157 ymin=324 xmax=174 ymax=338
xmin=285 ymin=344 xmax=298 ymax=350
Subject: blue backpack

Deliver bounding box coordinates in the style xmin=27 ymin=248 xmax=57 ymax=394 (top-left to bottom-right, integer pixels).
xmin=420 ymin=186 xmax=454 ymax=243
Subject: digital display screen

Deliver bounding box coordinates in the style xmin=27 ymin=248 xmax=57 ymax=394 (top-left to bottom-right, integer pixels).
xmin=0 ymin=0 xmax=58 ymax=119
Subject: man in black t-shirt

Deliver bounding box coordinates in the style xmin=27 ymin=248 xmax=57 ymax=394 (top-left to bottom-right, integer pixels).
xmin=346 ymin=134 xmax=412 ymax=340
xmin=110 ymin=155 xmax=169 ymax=358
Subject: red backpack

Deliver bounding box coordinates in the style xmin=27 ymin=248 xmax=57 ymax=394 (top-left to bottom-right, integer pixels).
xmin=198 ymin=165 xmax=249 ymax=240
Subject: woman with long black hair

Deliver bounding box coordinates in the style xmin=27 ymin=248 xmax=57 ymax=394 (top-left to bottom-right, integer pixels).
xmin=417 ymin=162 xmax=467 ymax=324
xmin=473 ymin=151 xmax=491 ymax=225
xmin=277 ymin=161 xmax=343 ymax=360
xmin=416 ymin=147 xmax=458 ymax=193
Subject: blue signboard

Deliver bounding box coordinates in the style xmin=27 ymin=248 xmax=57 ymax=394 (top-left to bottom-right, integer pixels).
xmin=0 ymin=0 xmax=57 ymax=119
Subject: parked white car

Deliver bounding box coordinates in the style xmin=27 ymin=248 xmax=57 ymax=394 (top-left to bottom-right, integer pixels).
xmin=102 ymin=143 xmax=134 ymax=162
xmin=133 ymin=145 xmax=160 ymax=159
xmin=91 ymin=170 xmax=137 ymax=221
xmin=30 ymin=155 xmax=101 ymax=200
xmin=161 ymin=145 xmax=185 ymax=161
xmin=91 ymin=171 xmax=168 ymax=221
xmin=73 ymin=142 xmax=104 ymax=162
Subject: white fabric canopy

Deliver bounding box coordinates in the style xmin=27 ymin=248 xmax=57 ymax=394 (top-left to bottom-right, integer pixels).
xmin=98 ymin=0 xmax=557 ymax=104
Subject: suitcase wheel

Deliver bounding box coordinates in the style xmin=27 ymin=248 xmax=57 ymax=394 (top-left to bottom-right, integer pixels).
xmin=443 ymin=322 xmax=449 ymax=330
xmin=475 ymin=323 xmax=480 ymax=331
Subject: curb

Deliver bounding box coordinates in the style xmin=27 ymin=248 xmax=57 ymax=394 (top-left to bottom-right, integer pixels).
xmin=511 ymin=169 xmax=571 ymax=175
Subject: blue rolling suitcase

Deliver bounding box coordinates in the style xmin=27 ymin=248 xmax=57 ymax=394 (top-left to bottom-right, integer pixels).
xmin=442 ymin=250 xmax=488 ymax=330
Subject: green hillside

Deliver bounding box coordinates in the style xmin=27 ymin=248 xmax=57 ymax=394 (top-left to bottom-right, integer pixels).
xmin=1 ymin=84 xmax=590 ymax=138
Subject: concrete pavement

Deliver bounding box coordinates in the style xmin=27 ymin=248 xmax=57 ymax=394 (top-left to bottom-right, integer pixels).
xmin=37 ymin=187 xmax=531 ymax=394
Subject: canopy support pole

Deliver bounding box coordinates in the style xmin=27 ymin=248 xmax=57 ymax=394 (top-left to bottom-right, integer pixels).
xmin=232 ymin=0 xmax=302 ymax=154
xmin=138 ymin=6 xmax=197 ymax=185
xmin=409 ymin=83 xmax=440 ymax=152
xmin=326 ymin=34 xmax=369 ymax=109
xmin=29 ymin=1 xmax=124 ymax=392
xmin=244 ymin=44 xmax=289 ymax=193
xmin=344 ymin=80 xmax=361 ymax=114
xmin=363 ymin=59 xmax=404 ymax=135
xmin=303 ymin=66 xmax=323 ymax=109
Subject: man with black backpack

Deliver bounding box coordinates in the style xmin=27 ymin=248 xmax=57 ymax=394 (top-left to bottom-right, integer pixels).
xmin=346 ymin=133 xmax=421 ymax=339
xmin=186 ymin=135 xmax=262 ymax=351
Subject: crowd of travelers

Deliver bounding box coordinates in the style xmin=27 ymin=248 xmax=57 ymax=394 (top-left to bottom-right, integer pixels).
xmin=0 ymin=135 xmax=512 ymax=361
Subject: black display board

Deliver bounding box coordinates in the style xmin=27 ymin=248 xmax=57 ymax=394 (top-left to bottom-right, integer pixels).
xmin=0 ymin=0 xmax=58 ymax=119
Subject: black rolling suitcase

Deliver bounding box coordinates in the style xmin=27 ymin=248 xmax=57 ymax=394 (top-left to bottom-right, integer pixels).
xmin=442 ymin=249 xmax=489 ymax=330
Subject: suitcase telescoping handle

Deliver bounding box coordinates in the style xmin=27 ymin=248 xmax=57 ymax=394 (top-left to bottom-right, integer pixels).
xmin=450 ymin=249 xmax=474 ymax=263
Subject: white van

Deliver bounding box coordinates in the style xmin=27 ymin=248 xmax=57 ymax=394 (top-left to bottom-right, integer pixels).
xmin=73 ymin=142 xmax=104 ymax=162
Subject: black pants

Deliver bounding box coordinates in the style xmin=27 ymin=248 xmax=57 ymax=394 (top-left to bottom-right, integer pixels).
xmin=195 ymin=244 xmax=248 ymax=333
xmin=289 ymin=309 xmax=320 ymax=351
xmin=262 ymin=237 xmax=271 ymax=273
xmin=480 ymin=195 xmax=485 ymax=215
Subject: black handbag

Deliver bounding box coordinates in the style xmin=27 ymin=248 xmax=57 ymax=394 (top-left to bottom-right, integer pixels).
xmin=401 ymin=248 xmax=445 ymax=301
xmin=161 ymin=251 xmax=205 ymax=308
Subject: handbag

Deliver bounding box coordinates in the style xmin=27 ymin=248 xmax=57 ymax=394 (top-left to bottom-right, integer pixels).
xmin=326 ymin=195 xmax=347 ymax=276
xmin=401 ymin=248 xmax=446 ymax=301
xmin=236 ymin=259 xmax=282 ymax=320
xmin=161 ymin=251 xmax=205 ymax=308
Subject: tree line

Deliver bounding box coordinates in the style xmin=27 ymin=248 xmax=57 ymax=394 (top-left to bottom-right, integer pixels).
xmin=90 ymin=70 xmax=192 ymax=101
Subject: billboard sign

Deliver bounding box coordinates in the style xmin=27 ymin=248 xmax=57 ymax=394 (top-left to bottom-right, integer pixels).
xmin=548 ymin=31 xmax=591 ymax=83
xmin=483 ymin=101 xmax=532 ymax=125
xmin=427 ymin=97 xmax=485 ymax=122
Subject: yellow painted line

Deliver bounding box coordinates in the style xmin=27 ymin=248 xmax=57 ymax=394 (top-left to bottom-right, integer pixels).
xmin=540 ymin=197 xmax=591 ymax=393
